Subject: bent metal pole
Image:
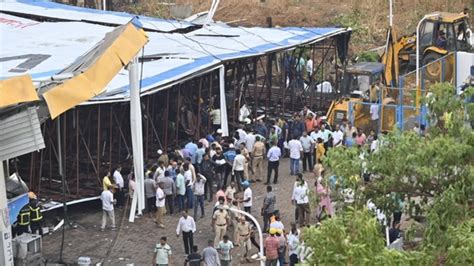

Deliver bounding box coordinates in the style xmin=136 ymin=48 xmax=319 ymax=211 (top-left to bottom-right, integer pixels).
xmin=227 ymin=207 xmax=265 ymax=266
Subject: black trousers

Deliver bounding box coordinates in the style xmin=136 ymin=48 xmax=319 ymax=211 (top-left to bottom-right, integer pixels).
xmin=116 ymin=188 xmax=124 ymax=207
xmin=263 ymin=212 xmax=272 ymax=232
xmin=266 ymin=161 xmax=279 ymax=184
xmin=146 ymin=196 xmax=156 ymax=213
xmin=204 ymin=173 xmax=214 ymax=200
xmin=182 ymin=231 xmax=194 ymax=255
xmin=234 ymin=170 xmax=244 ymax=191
xmin=165 ymin=194 xmax=174 ymax=215
xmin=302 ymin=152 xmax=312 ymax=172
xmin=289 ymin=254 xmax=299 ymax=266
xmin=30 ymin=221 xmax=43 ymax=236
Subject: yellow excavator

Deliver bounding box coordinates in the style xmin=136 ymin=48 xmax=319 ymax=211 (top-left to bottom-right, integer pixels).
xmin=327 ymin=11 xmax=472 ymax=131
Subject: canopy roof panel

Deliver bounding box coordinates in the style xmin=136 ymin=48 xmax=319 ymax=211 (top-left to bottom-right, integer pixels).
xmin=1 ymin=1 xmax=351 ymax=104
xmin=0 ymin=0 xmax=193 ymax=32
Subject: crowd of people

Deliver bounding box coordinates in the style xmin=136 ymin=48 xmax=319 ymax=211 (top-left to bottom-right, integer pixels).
xmin=99 ymin=105 xmax=385 ymax=265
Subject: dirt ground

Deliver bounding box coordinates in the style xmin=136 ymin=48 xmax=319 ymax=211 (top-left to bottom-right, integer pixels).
xmin=42 ymin=158 xmax=311 ymax=265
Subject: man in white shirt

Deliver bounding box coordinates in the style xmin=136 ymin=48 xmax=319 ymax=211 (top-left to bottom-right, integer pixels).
xmin=113 ymin=166 xmax=124 ymax=207
xmin=210 ymin=108 xmax=221 ymax=131
xmin=306 ymin=56 xmax=313 ymax=82
xmin=240 ymin=181 xmax=253 ymax=215
xmin=288 ymin=136 xmax=303 ymax=175
xmin=299 ymin=131 xmax=314 ymax=172
xmin=370 ymin=135 xmax=379 ymax=153
xmin=266 ymin=141 xmax=282 ymax=184
xmin=155 ymin=182 xmax=166 ymax=228
xmin=183 ymin=163 xmax=194 ymax=210
xmin=370 ymin=101 xmax=380 ymax=133
xmin=292 ymin=175 xmax=310 ymax=227
xmin=332 ymin=124 xmax=344 ymax=147
xmin=245 ymin=130 xmax=257 ymax=154
xmin=176 ymin=210 xmax=196 ymax=255
xmin=100 ymin=185 xmax=116 ymax=231
xmin=232 ymin=150 xmax=246 ymax=190
xmin=193 ymin=173 xmax=207 ymax=219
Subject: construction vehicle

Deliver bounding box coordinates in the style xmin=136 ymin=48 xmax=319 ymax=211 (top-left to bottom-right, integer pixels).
xmin=382 ymin=12 xmax=472 ymax=86
xmin=327 ymin=11 xmax=472 ymax=131
xmin=326 ymin=62 xmax=396 ymax=131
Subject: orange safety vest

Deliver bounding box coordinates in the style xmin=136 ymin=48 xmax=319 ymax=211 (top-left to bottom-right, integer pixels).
xmin=30 ymin=206 xmax=43 ymax=222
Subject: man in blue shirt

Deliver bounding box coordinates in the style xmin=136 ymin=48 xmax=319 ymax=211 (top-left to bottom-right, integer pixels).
xmin=185 ymin=139 xmax=198 ymax=164
xmin=223 ymin=144 xmax=237 ymax=188
xmin=255 ymin=119 xmax=268 ymax=139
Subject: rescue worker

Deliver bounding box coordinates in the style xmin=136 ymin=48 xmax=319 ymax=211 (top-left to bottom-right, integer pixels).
xmin=29 ymin=199 xmax=43 ymax=235
xmin=15 ymin=204 xmax=31 ymax=237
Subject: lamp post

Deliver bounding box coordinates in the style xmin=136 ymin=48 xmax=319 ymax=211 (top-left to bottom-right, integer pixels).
xmin=226 ymin=207 xmax=265 ymax=266
xmin=415 ymin=13 xmax=439 ymax=92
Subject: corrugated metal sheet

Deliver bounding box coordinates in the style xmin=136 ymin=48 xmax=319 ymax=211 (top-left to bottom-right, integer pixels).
xmin=0 ymin=107 xmax=45 ymax=161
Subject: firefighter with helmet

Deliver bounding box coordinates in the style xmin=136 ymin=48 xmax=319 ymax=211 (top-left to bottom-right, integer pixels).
xmin=29 ymin=199 xmax=43 ymax=235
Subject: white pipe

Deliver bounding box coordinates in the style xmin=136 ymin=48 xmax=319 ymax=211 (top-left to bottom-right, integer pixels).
xmin=102 ymin=0 xmax=106 ymax=11
xmin=227 ymin=207 xmax=265 ymax=266
xmin=416 ymin=14 xmax=439 ymax=92
xmin=128 ymin=56 xmax=145 ymax=222
xmin=219 ymin=66 xmax=229 ymax=136
xmin=388 ymin=0 xmax=393 ymax=27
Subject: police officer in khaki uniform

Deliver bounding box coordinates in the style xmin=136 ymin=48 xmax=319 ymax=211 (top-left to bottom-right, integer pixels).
xmin=235 ymin=217 xmax=252 ymax=262
xmin=212 ymin=206 xmax=230 ymax=247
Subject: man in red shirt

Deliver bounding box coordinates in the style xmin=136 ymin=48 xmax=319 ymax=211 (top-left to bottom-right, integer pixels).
xmin=264 ymin=228 xmax=280 ymax=266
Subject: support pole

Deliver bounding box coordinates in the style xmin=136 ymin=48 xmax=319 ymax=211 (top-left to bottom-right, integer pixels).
xmin=227 ymin=207 xmax=265 ymax=266
xmin=0 ymin=161 xmax=14 ymax=266
xmin=128 ymin=56 xmax=145 ymax=222
xmin=219 ymin=66 xmax=229 ymax=136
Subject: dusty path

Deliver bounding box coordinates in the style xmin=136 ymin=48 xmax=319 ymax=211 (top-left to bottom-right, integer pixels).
xmin=42 ymin=158 xmax=317 ymax=265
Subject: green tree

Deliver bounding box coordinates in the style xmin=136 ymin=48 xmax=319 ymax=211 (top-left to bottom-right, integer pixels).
xmin=303 ymin=83 xmax=474 ymax=264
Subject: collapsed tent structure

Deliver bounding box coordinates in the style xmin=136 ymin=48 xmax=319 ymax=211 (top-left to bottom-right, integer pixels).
xmin=0 ymin=1 xmax=351 ymax=201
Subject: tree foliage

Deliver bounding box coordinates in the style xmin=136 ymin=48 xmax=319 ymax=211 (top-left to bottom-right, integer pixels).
xmin=303 ymin=83 xmax=474 ymax=264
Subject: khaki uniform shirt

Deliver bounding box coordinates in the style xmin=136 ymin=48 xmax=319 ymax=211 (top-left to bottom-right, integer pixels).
xmin=253 ymin=141 xmax=265 ymax=157
xmin=236 ymin=222 xmax=251 ymax=237
xmin=213 ymin=210 xmax=229 ymax=226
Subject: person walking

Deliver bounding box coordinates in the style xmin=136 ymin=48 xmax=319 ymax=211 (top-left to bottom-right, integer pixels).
xmin=261 ymin=185 xmax=276 ymax=232
xmin=232 ymin=149 xmax=245 ymax=191
xmin=235 ymin=217 xmax=253 ymax=263
xmin=185 ymin=245 xmax=202 ymax=266
xmin=264 ymin=228 xmax=280 ymax=266
xmin=212 ymin=205 xmax=230 ymax=246
xmin=288 ymin=136 xmax=303 ymax=175
xmin=266 ymin=141 xmax=281 ymax=184
xmin=176 ymin=210 xmax=196 ymax=255
xmin=156 ymin=182 xmax=166 ymax=228
xmin=252 ymin=136 xmax=266 ymax=182
xmin=153 ymin=236 xmax=172 ymax=266
xmin=217 ymin=235 xmax=234 ymax=266
xmin=145 ymin=173 xmax=157 ymax=217
xmin=100 ymin=185 xmax=116 ymax=231
xmin=193 ymin=172 xmax=207 ymax=220
xmin=202 ymin=240 xmax=220 ymax=266
xmin=240 ymin=181 xmax=252 ymax=215
xmin=299 ymin=131 xmax=314 ymax=172
xmin=292 ymin=174 xmax=310 ymax=227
